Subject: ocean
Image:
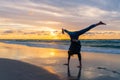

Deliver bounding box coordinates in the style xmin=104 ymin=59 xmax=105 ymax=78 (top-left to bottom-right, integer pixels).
xmin=0 ymin=39 xmax=120 ymax=54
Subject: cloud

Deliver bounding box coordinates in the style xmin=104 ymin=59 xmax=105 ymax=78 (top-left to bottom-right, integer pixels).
xmin=0 ymin=0 xmax=120 ymax=32
xmin=3 ymin=30 xmax=14 ymax=33
xmin=78 ymin=6 xmax=107 ymax=18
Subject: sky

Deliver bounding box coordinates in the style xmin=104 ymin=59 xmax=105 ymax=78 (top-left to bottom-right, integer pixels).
xmin=0 ymin=0 xmax=120 ymax=39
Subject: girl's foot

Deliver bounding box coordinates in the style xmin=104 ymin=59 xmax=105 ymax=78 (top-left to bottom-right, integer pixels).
xmin=98 ymin=21 xmax=106 ymax=25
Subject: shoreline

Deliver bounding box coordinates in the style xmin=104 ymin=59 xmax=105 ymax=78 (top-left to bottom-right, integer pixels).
xmin=1 ymin=39 xmax=120 ymax=54
xmin=0 ymin=42 xmax=120 ymax=80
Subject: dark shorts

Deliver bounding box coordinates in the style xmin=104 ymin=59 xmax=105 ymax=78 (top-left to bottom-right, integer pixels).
xmin=68 ymin=51 xmax=79 ymax=56
xmin=68 ymin=41 xmax=81 ymax=56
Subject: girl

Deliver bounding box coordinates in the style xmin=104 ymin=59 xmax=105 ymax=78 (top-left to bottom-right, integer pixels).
xmin=62 ymin=21 xmax=106 ymax=67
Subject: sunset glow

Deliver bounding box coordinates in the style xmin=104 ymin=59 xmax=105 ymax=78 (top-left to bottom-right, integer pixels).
xmin=0 ymin=0 xmax=120 ymax=39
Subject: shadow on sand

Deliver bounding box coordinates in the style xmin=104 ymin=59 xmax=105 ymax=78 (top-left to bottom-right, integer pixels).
xmin=0 ymin=58 xmax=60 ymax=80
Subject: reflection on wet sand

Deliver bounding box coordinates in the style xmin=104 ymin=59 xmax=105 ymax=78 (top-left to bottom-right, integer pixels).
xmin=67 ymin=65 xmax=82 ymax=80
xmin=0 ymin=42 xmax=67 ymax=59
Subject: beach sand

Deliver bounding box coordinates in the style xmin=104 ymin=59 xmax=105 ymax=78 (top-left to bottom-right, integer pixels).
xmin=0 ymin=42 xmax=120 ymax=80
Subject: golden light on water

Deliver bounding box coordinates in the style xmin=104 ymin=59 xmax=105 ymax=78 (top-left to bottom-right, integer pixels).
xmin=0 ymin=42 xmax=67 ymax=59
xmin=50 ymin=52 xmax=55 ymax=56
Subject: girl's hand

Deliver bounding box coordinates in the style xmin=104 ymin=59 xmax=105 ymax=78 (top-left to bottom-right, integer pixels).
xmin=62 ymin=28 xmax=65 ymax=34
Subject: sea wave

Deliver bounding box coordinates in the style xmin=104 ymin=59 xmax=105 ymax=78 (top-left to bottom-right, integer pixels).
xmin=0 ymin=39 xmax=120 ymax=54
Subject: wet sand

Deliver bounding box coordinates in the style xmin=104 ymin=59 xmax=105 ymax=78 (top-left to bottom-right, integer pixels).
xmin=0 ymin=58 xmax=61 ymax=80
xmin=0 ymin=42 xmax=120 ymax=80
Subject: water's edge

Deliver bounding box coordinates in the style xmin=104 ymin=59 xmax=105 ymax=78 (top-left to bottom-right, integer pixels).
xmin=0 ymin=39 xmax=120 ymax=54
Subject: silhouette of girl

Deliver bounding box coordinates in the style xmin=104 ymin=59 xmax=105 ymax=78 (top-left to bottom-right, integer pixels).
xmin=62 ymin=21 xmax=106 ymax=67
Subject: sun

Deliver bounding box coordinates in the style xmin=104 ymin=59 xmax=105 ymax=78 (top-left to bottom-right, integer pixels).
xmin=48 ymin=28 xmax=56 ymax=36
xmin=50 ymin=31 xmax=56 ymax=36
xmin=50 ymin=31 xmax=58 ymax=39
